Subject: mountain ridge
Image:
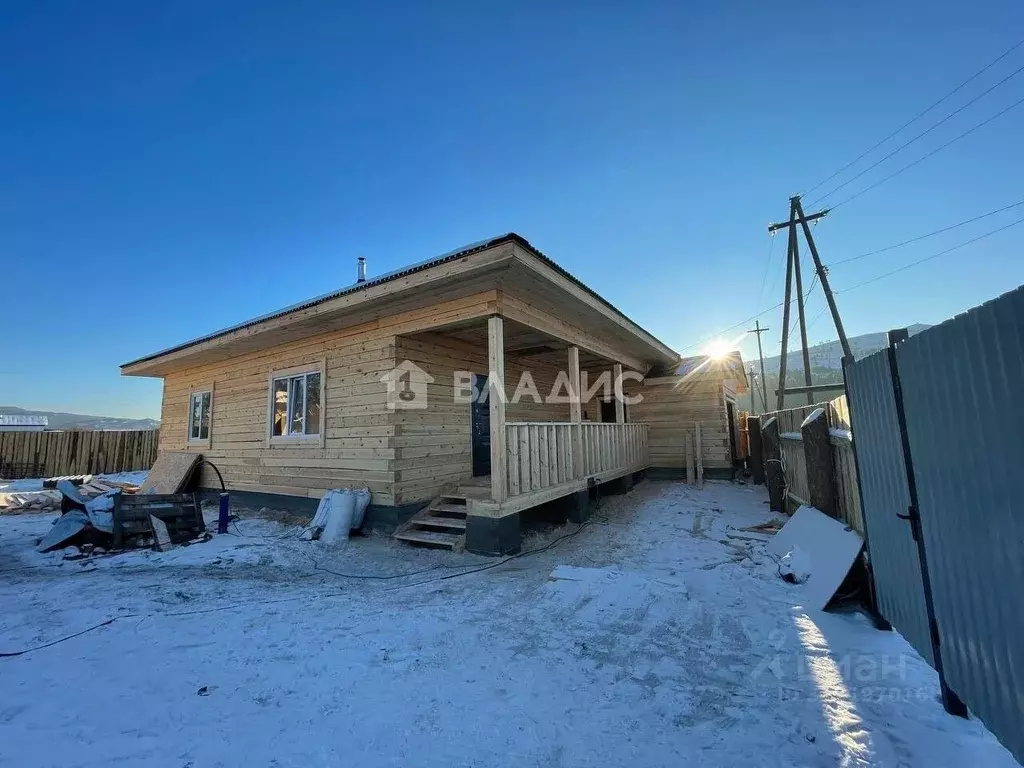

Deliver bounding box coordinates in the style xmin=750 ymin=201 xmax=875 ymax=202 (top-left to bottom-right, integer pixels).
xmin=758 ymin=324 xmax=932 ymax=373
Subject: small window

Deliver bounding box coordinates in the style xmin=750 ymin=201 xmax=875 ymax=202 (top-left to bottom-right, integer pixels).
xmin=270 ymin=370 xmax=321 ymax=438
xmin=188 ymin=391 xmax=212 ymax=442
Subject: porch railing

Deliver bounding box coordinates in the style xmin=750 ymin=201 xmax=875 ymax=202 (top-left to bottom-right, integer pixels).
xmin=581 ymin=422 xmax=648 ymax=477
xmin=504 ymin=421 xmax=649 ymax=498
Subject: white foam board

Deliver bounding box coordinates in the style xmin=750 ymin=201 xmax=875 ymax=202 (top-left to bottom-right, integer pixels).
xmin=766 ymin=505 xmax=864 ymax=609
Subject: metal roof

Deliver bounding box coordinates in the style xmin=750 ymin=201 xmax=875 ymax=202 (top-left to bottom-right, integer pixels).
xmin=122 ymin=233 xmax=677 ymax=369
xmin=646 ymin=351 xmax=747 ymax=380
xmin=0 ymin=414 xmax=48 ymax=427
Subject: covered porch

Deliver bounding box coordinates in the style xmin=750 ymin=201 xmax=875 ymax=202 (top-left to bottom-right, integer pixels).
xmin=394 ymin=312 xmax=653 ymax=554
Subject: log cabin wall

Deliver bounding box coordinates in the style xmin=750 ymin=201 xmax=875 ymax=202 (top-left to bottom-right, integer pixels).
xmin=392 ymin=332 xmax=571 ymax=505
xmin=629 ymin=372 xmax=733 ymax=471
xmin=157 ymin=292 xmax=502 ymax=506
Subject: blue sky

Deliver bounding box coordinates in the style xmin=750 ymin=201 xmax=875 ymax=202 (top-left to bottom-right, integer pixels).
xmin=2 ymin=1 xmax=1022 ymax=419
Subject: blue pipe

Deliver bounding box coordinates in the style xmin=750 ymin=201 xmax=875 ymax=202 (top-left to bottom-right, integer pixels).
xmin=218 ymin=492 xmax=229 ymax=535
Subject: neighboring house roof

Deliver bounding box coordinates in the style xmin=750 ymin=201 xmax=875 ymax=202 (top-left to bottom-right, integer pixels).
xmin=121 ymin=232 xmax=677 ymax=371
xmin=672 ymin=351 xmax=745 ymax=377
xmin=0 ymin=414 xmax=48 ymax=427
xmin=649 ymin=352 xmax=749 ymax=393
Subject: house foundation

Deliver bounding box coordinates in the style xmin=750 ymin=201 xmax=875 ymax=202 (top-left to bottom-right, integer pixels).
xmin=465 ymin=512 xmax=521 ymax=556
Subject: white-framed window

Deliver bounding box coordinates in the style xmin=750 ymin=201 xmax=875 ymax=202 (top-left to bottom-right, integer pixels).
xmin=269 ymin=367 xmax=322 ymax=440
xmin=188 ymin=390 xmax=212 ymax=443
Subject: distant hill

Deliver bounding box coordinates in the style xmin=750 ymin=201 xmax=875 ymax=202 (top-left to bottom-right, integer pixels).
xmin=0 ymin=406 xmax=159 ymax=431
xmin=744 ymin=324 xmax=932 ymax=411
xmin=760 ymin=324 xmax=931 ymax=373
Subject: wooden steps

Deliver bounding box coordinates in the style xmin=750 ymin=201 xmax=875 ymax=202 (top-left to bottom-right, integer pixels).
xmin=392 ymin=529 xmax=463 ymax=547
xmin=393 ymin=491 xmax=471 ymax=551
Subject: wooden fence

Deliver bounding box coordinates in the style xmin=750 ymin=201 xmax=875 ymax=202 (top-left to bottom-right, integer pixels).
xmin=0 ymin=429 xmax=160 ymax=480
xmin=756 ymin=395 xmax=863 ymax=535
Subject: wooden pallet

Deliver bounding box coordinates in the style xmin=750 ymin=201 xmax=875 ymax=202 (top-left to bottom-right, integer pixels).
xmin=112 ymin=492 xmax=205 ymax=548
xmin=393 ymin=489 xmax=469 ymax=551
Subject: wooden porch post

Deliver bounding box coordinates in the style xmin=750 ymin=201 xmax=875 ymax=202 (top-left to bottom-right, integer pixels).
xmin=569 ymin=346 xmax=584 ymax=480
xmin=614 ymin=363 xmax=625 ymax=469
xmin=488 ymin=316 xmax=508 ymax=503
xmin=613 ymin=363 xmax=626 ymax=424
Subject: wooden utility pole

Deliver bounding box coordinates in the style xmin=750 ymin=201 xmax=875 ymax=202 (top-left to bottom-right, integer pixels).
xmin=746 ymin=367 xmax=759 ymax=414
xmin=767 ymin=195 xmax=852 ymax=402
xmin=793 ymin=197 xmax=853 ymax=363
xmin=747 ymin=319 xmax=770 ymax=414
xmin=791 ymin=224 xmax=815 ymax=404
xmin=776 ymin=199 xmax=797 ymax=410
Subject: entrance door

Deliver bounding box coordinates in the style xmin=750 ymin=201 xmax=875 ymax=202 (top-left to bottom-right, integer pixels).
xmin=600 ymin=399 xmax=617 ymax=423
xmin=471 ymin=373 xmax=491 ymax=476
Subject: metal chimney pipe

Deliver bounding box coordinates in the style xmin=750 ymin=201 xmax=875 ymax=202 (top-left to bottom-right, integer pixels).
xmin=357 ymin=257 xmax=366 ymax=283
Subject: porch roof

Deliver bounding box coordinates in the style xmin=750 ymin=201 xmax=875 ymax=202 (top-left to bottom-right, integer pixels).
xmin=121 ymin=233 xmax=679 ymax=376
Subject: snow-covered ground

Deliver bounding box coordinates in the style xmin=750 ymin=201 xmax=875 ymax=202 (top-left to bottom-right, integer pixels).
xmin=0 ymin=480 xmax=1017 ymax=767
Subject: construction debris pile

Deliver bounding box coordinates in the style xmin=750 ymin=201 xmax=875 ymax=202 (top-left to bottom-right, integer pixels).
xmin=0 ymin=475 xmax=142 ymax=514
xmin=35 ymin=481 xmax=208 ymax=556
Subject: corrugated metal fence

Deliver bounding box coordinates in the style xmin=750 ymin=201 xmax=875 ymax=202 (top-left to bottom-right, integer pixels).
xmin=844 ymin=350 xmax=934 ymax=666
xmin=846 ymin=285 xmax=1024 ymax=763
xmin=0 ymin=429 xmax=160 ymax=479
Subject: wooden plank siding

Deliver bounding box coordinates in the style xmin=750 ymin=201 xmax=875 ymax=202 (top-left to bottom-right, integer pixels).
xmin=158 ymin=292 xmax=503 ymax=505
xmin=155 ymin=282 xmax=652 ymax=507
xmin=392 ymin=331 xmax=576 ymax=505
xmin=628 ymin=373 xmax=734 ymax=470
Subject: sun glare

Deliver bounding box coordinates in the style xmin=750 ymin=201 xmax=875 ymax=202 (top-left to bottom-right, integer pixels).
xmin=704 ymin=339 xmax=733 ymax=360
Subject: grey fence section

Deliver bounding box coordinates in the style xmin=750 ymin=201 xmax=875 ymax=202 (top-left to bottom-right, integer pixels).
xmin=845 ymin=350 xmax=933 ymax=665
xmin=895 ymin=286 xmax=1024 ymax=762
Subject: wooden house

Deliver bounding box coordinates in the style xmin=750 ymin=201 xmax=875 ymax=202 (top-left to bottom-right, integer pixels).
xmin=122 ymin=234 xmax=680 ymax=554
xmin=630 ymin=352 xmax=749 ymax=476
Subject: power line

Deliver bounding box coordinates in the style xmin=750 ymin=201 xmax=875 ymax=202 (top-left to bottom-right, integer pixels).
xmin=802 ymin=36 xmax=1024 ymax=197
xmin=806 ymin=304 xmax=830 ymax=334
xmin=765 ymin=218 xmax=822 ymax=301
xmin=778 ymin=282 xmax=819 ymax=348
xmin=837 ymin=214 xmax=1024 ymax=293
xmin=781 ymin=273 xmax=821 ymax=346
xmin=686 ymin=206 xmax=1023 ymax=357
xmin=679 ymin=302 xmax=786 ymax=354
xmin=830 ymin=199 xmax=1024 ymax=266
xmin=678 ymin=277 xmax=819 ymax=356
xmin=755 ymin=231 xmax=779 ymax=306
xmin=810 ymin=61 xmax=1024 ymax=206
xmin=828 ymin=93 xmax=1024 ymax=211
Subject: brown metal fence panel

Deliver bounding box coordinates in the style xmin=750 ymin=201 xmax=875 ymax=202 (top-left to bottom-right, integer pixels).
xmin=0 ymin=429 xmax=159 ymax=479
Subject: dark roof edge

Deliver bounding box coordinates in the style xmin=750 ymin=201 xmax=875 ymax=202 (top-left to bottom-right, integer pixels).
xmin=506 ymin=234 xmax=677 ymax=359
xmin=122 ymin=232 xmax=678 ymax=370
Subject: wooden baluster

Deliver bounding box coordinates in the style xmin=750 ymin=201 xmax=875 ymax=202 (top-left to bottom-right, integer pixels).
xmin=529 ymin=424 xmax=540 ymax=491
xmin=508 ymin=425 xmax=520 ymax=496
xmin=538 ymin=425 xmax=549 ymax=489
